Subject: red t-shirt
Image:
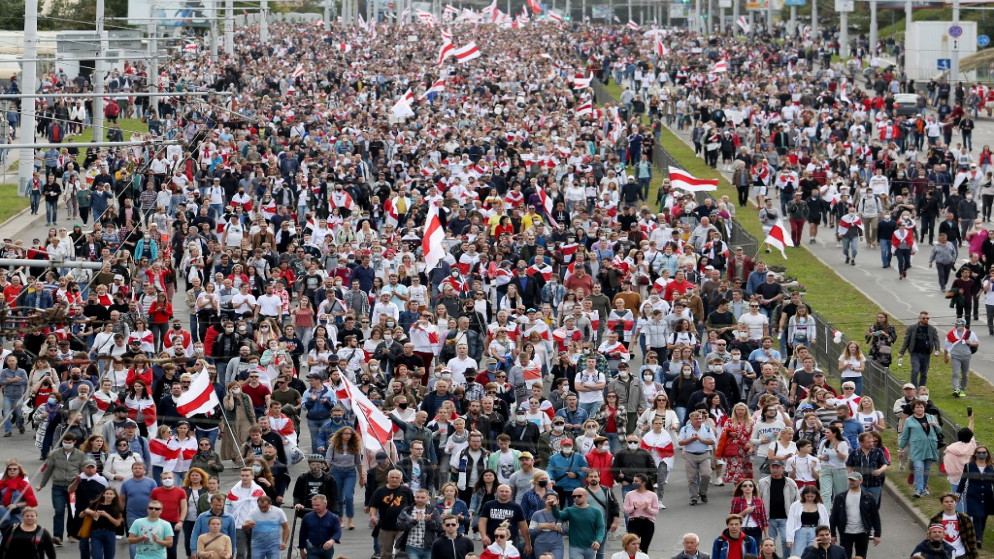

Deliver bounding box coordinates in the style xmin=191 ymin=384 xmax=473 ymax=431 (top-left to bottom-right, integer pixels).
xmin=242 ymin=383 xmax=271 ymax=408
xmin=149 ymin=486 xmax=186 ymax=523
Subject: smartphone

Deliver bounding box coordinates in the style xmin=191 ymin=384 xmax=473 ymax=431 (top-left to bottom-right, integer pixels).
xmin=968 ymin=406 xmax=974 ymax=417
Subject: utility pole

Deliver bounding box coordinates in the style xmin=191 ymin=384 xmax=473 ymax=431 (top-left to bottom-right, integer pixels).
xmin=225 ymin=0 xmax=234 ymax=55
xmin=869 ymin=0 xmax=877 ymax=57
xmin=17 ymin=0 xmax=37 ymax=196
xmin=93 ymin=0 xmax=106 ymax=143
xmin=209 ymin=0 xmax=219 ymax=61
xmin=149 ymin=20 xmax=159 ymax=99
xmin=840 ymin=10 xmax=849 ymax=58
xmin=766 ymin=0 xmax=772 ymax=33
xmin=811 ymin=0 xmax=817 ymax=36
xmin=695 ymin=0 xmax=701 ymax=32
xmin=627 ymin=0 xmax=632 ymax=23
xmin=952 ymin=0 xmax=961 ymax=83
xmin=905 ymin=0 xmax=912 ymax=37
xmin=732 ymin=0 xmax=739 ymax=33
xmin=323 ymin=0 xmax=331 ymax=29
xmin=260 ymin=0 xmax=269 ymax=43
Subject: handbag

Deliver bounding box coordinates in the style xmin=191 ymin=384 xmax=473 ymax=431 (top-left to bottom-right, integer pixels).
xmin=77 ymin=515 xmax=93 ymax=538
xmin=716 ymin=429 xmax=730 ymax=458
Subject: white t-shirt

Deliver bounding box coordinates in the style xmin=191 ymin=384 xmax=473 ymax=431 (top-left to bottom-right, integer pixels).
xmin=855 ymin=410 xmax=884 ymax=432
xmin=576 ymin=370 xmax=606 ymax=404
xmin=942 ymin=512 xmax=967 ymax=557
xmin=786 ymin=454 xmax=820 ymax=482
xmin=739 ymin=312 xmax=769 ymax=340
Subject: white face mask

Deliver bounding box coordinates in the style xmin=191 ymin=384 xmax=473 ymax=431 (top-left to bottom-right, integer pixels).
xmin=562 ymin=448 xmax=573 ymax=455
xmin=161 ymin=478 xmax=174 ymax=487
xmin=628 ymin=442 xmax=639 ymax=450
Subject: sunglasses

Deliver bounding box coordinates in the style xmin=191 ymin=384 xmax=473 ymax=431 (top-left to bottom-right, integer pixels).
xmin=147 ymin=507 xmax=162 ymax=511
xmin=496 ymin=535 xmax=507 ymax=540
xmin=444 ymin=523 xmax=458 ymax=527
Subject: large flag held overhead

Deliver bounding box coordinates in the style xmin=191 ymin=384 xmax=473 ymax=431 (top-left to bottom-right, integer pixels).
xmin=422 ymin=204 xmax=445 ymax=271
xmin=176 ymin=371 xmax=220 ymax=417
xmin=342 ymin=377 xmax=397 ymax=451
xmin=765 ymin=218 xmax=794 ymax=259
xmin=453 ymin=42 xmax=481 ymax=63
xmin=668 ymin=167 xmax=719 ymax=192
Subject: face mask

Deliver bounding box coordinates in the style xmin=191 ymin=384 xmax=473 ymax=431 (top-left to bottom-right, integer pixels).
xmin=516 ymin=417 xmax=527 ymax=424
xmin=618 ymin=370 xmax=629 ymax=378
xmin=398 ymin=402 xmax=409 ymax=410
xmin=387 ymin=322 xmax=395 ymax=328
xmin=628 ymin=442 xmax=639 ymax=450
xmin=919 ymin=395 xmax=929 ymax=401
xmin=62 ymin=442 xmax=75 ymax=450
xmin=225 ymin=328 xmax=234 ymax=334
xmin=252 ymin=465 xmax=262 ymax=475
xmin=48 ymin=397 xmax=57 ymax=405
xmin=538 ymin=479 xmax=549 ymax=488
xmin=263 ymin=454 xmax=276 ymax=460
xmin=238 ymin=327 xmax=247 ymax=333
xmin=731 ymin=355 xmax=741 ymax=362
xmin=261 ymin=327 xmax=269 ymax=332
xmin=585 ymin=429 xmax=596 ymax=436
xmin=978 ymin=453 xmax=989 ymax=460
xmin=562 ymin=448 xmax=573 ymax=456
xmin=643 ymin=375 xmax=654 ymax=382
xmin=370 ymin=364 xmax=379 ymax=371
xmin=384 ymin=335 xmax=393 ymax=342
xmin=270 ymin=344 xmax=278 ymax=350
xmin=162 ymin=478 xmax=174 ymax=487
xmin=682 ymin=370 xmax=692 ymax=377
xmin=232 ymin=388 xmax=241 ymax=395
xmin=710 ymin=365 xmax=722 ymax=372
xmin=552 ymin=425 xmax=564 ymax=433
xmin=71 ymin=374 xmax=80 ymax=381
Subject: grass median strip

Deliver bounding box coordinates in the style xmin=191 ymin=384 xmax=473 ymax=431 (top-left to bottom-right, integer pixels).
xmin=602 ymin=79 xmax=994 ymax=541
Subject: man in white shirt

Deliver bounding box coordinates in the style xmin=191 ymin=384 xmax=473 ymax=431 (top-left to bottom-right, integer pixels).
xmin=445 ymin=345 xmax=476 ymax=384
xmin=256 ymin=283 xmax=283 ymax=322
xmin=371 ymin=292 xmax=400 ymax=325
xmin=231 ymin=283 xmax=257 ymax=318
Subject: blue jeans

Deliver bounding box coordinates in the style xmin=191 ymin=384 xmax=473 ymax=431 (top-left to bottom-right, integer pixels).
xmin=880 ymin=240 xmax=893 ymax=267
xmin=675 ymin=407 xmax=688 ymax=426
xmin=90 ymin=528 xmax=117 ymax=559
xmin=51 ymin=484 xmax=69 ymax=538
xmin=305 ymin=543 xmax=334 ymax=559
xmin=45 ymin=199 xmax=58 ymax=223
xmin=579 ymin=401 xmax=600 ymax=418
xmin=914 ymin=459 xmax=935 ymax=495
xmin=791 ymin=526 xmax=817 ymax=555
xmin=570 ymin=545 xmax=597 ymax=559
xmin=331 ymin=467 xmax=357 ymax=519
xmin=864 ymin=485 xmax=882 ymax=505
xmin=768 ymin=518 xmax=788 ymax=557
xmin=251 ymin=538 xmax=281 ymax=559
xmin=307 ymin=418 xmax=328 ymax=453
xmin=127 ymin=514 xmax=139 ymax=559
xmin=842 ymin=236 xmax=859 ymax=260
xmin=405 ymin=547 xmax=431 ymax=559
xmin=4 ymin=395 xmax=22 ymax=433
xmin=29 ymin=191 xmax=40 ymax=214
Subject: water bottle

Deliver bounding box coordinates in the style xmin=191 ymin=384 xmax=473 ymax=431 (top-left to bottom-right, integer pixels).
xmin=898 ymin=356 xmax=904 ymax=367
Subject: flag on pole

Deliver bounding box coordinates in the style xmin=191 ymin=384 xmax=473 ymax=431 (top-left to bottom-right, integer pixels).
xmin=627 ymin=19 xmax=639 ymax=31
xmin=420 ymin=79 xmax=446 ymax=99
xmin=453 ymin=42 xmax=481 ymax=63
xmin=423 ymin=204 xmax=445 ymax=272
xmin=573 ymin=73 xmax=592 ymax=88
xmin=342 ymin=377 xmax=397 ymax=451
xmin=736 ymin=15 xmax=751 ymax=33
xmin=527 ymin=0 xmax=542 ymax=12
xmin=437 ymin=41 xmax=454 ymax=66
xmin=548 ymin=11 xmax=563 ymax=22
xmin=765 ymin=219 xmax=794 ymax=259
xmin=183 ymin=43 xmax=198 ymax=53
xmin=668 ymin=166 xmax=719 ymax=192
xmin=538 ymin=189 xmax=558 ymax=227
xmin=176 ymin=372 xmax=220 ymax=417
xmin=292 ymin=65 xmax=306 ymax=79
xmin=654 ymin=36 xmax=667 ymax=56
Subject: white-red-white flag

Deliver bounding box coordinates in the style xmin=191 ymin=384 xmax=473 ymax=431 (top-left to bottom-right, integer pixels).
xmin=420 ymin=79 xmax=446 ymax=99
xmin=627 ymin=19 xmax=639 ymax=31
xmin=765 ymin=219 xmax=794 ymax=259
xmin=176 ymin=372 xmax=219 ymax=417
xmin=183 ymin=43 xmax=198 ymax=52
xmin=527 ymin=0 xmax=542 ymax=12
xmin=292 ymin=65 xmax=306 ymax=79
xmin=736 ymin=16 xmax=751 ymax=33
xmin=711 ymin=59 xmax=728 ymax=73
xmin=423 ymin=204 xmax=445 ymax=272
xmin=437 ymin=42 xmax=455 ymax=66
xmin=453 ymin=42 xmax=481 ymax=63
xmin=668 ymin=166 xmax=719 ymax=192
xmin=538 ymin=189 xmax=558 ymax=227
xmin=342 ymin=377 xmax=397 ymax=452
xmin=573 ymin=73 xmax=592 ymax=88
xmin=337 ymin=43 xmax=352 ymax=53
xmin=548 ymin=11 xmax=563 ymax=22
xmin=654 ymin=36 xmax=667 ymax=56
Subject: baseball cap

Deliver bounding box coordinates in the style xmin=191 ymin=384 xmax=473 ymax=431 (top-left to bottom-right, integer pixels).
xmin=846 ymin=471 xmax=863 ymax=481
xmin=82 ymin=459 xmax=98 ymax=468
xmin=519 ymin=452 xmax=534 ymax=459
xmin=769 ymin=460 xmax=784 ymax=468
xmin=560 ymin=438 xmax=574 ymax=446
xmin=903 ymin=383 xmax=916 ymax=390
xmin=375 ymin=451 xmax=388 ymax=461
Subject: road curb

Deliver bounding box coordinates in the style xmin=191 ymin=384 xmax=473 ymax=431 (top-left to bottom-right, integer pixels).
xmin=884 ymin=478 xmax=930 ymax=532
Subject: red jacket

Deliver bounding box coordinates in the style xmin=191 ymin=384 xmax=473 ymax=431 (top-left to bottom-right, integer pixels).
xmin=584 ymin=448 xmax=615 ymax=488
xmin=0 ymin=476 xmax=37 ymax=507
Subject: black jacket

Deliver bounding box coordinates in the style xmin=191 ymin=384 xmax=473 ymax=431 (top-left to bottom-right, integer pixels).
xmin=611 ymin=448 xmax=656 ymax=485
xmin=800 ymin=544 xmax=848 ymax=559
xmin=430 ymin=534 xmax=475 ymax=559
xmin=829 ymin=489 xmax=881 ymax=538
xmin=291 ymin=471 xmax=340 ymax=515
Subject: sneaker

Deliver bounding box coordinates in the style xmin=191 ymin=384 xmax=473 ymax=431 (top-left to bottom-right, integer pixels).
xmin=913 ymin=493 xmax=921 ymax=499
xmin=67 ymin=537 xmax=78 ymax=543
xmin=954 ymin=391 xmax=962 ymax=398
xmin=960 ymin=390 xmax=967 ymax=397
xmin=699 ymin=494 xmax=708 ymax=503
xmin=474 ymin=533 xmax=481 ymax=541
xmin=715 ymin=480 xmax=725 ymax=486
xmin=53 ymin=538 xmax=63 ymax=547
xmin=659 ymin=502 xmax=666 ymax=509
xmin=690 ymin=498 xmax=698 ymax=506
xmin=3 ymin=433 xmax=10 ymax=437
xmin=18 ymin=427 xmax=23 ymax=434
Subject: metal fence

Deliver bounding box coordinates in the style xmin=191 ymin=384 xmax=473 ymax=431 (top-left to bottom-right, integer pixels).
xmin=590 ymin=79 xmax=961 ymax=442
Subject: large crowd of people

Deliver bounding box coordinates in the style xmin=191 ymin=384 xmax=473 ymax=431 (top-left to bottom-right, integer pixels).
xmin=0 ymin=11 xmax=992 ymax=559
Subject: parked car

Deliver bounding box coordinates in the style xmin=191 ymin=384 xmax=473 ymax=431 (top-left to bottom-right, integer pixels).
xmin=894 ymin=93 xmax=919 ymax=116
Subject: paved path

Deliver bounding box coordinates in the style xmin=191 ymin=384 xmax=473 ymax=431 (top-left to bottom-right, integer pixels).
xmin=664 ymin=111 xmax=994 ymax=390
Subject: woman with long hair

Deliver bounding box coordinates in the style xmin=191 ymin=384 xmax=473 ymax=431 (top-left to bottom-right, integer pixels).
xmin=838 ymin=341 xmax=867 ymax=395
xmin=221 ymin=381 xmax=255 ymax=464
xmin=80 ymin=435 xmax=109 ymax=475
xmin=81 ymin=487 xmax=123 ymax=559
xmin=818 ymin=425 xmax=851 ymax=504
xmin=171 ymin=421 xmax=197 ymax=482
xmin=596 ymin=392 xmax=626 ymax=454
xmin=469 ymin=469 xmax=499 ymax=538
xmin=623 ymin=473 xmax=659 ymax=552
xmin=149 ymin=425 xmax=174 ymax=484
xmin=722 ymin=403 xmax=754 ymax=485
xmin=435 ymin=482 xmax=471 ymax=534
xmin=958 ymin=446 xmax=994 ymax=549
xmin=124 ymin=380 xmax=155 ymax=438
xmin=635 ymin=393 xmax=679 ymax=439
xmin=181 ymin=468 xmax=210 ymax=557
xmin=854 ymin=396 xmax=885 ymax=433
xmin=865 ymin=312 xmax=897 ymax=368
xmin=327 ymin=426 xmax=362 ymax=530
xmin=900 ymin=399 xmax=941 ymax=499
xmin=785 ymin=485 xmax=828 ymax=554
xmin=730 ymin=478 xmax=768 ymax=543
xmin=291 ymin=298 xmax=315 ymax=350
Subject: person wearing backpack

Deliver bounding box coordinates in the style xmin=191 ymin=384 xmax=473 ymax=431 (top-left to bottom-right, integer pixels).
xmin=943 ymin=319 xmax=979 ymax=398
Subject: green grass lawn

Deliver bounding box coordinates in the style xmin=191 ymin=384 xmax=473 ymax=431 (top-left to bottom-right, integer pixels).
xmin=604 ymin=80 xmax=994 ymax=541
xmin=66 ymin=118 xmax=149 ymax=143
xmin=0 ymin=184 xmax=30 ymax=223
